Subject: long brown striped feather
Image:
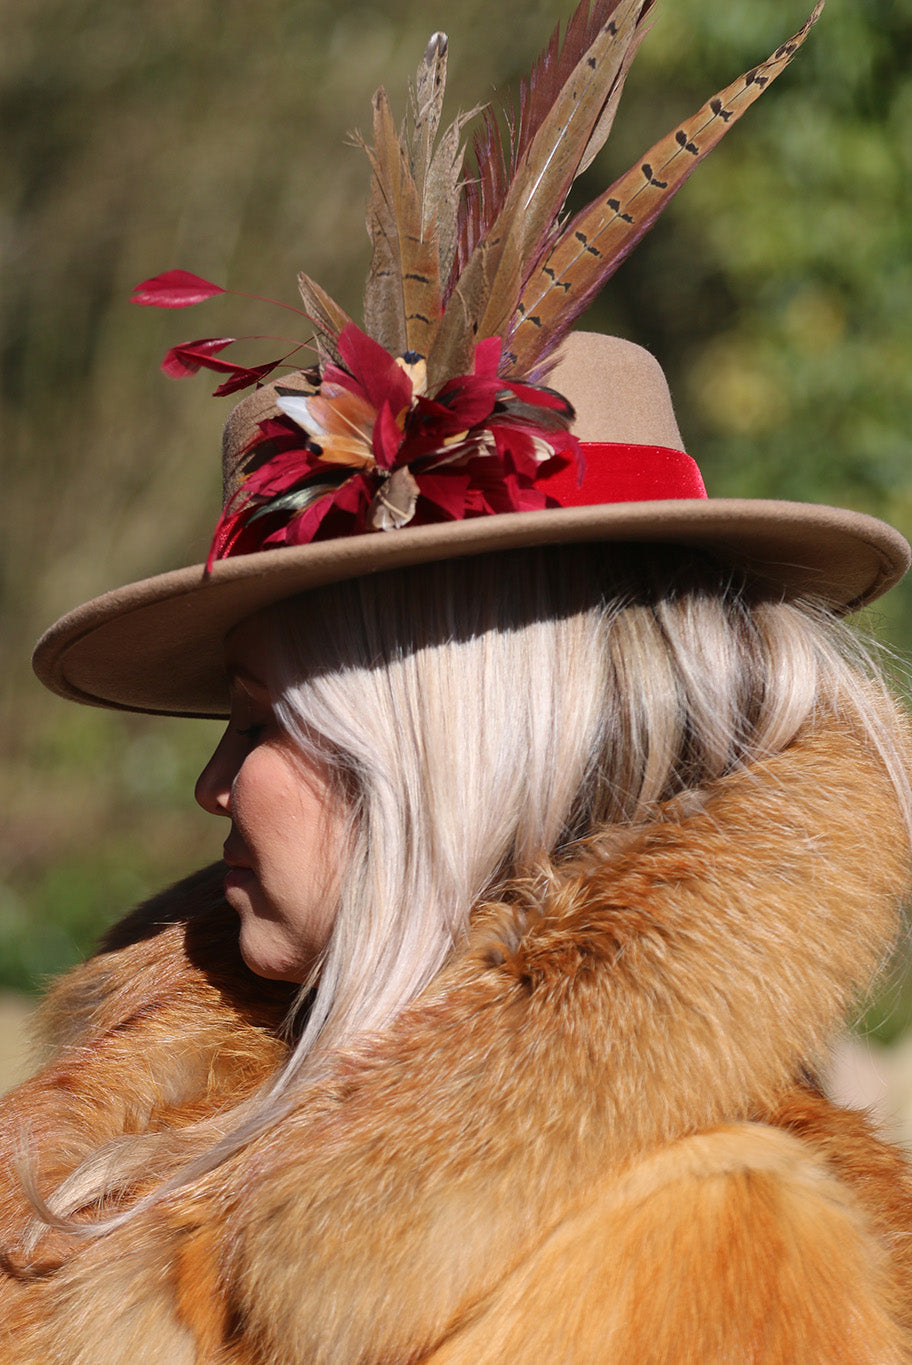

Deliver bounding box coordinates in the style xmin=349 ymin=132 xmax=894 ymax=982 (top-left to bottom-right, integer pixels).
xmin=295 ymin=273 xmax=353 ymax=367
xmin=451 ymin=0 xmax=653 ymax=290
xmin=362 ymin=89 xmax=443 ymax=358
xmin=407 ymin=33 xmax=474 ymax=309
xmin=428 ymin=0 xmax=652 ymax=388
xmin=424 ymin=113 xmax=471 ymax=293
xmin=407 ymin=32 xmax=449 ymax=231
xmin=508 ymin=0 xmax=825 ymax=378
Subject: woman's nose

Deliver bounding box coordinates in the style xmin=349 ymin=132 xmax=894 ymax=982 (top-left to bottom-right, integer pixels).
xmin=194 ymin=731 xmax=235 ymax=817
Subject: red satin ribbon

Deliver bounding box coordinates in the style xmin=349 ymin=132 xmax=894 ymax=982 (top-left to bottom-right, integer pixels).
xmin=540 ymin=442 xmax=707 ymax=507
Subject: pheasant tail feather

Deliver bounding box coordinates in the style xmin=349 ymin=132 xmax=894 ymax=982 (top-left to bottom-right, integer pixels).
xmin=407 ymin=32 xmax=474 ymax=304
xmin=362 ymin=89 xmax=443 ymax=359
xmin=296 ymin=273 xmax=353 ymax=367
xmin=407 ymin=32 xmax=449 ymax=227
xmin=453 ymin=0 xmax=648 ymax=287
xmin=428 ymin=0 xmax=653 ymax=388
xmin=424 ymin=113 xmax=472 ymax=291
xmin=509 ymin=0 xmax=825 ymax=377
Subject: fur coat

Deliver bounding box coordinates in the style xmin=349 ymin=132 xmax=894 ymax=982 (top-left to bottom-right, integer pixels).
xmin=2 ymin=718 xmax=912 ymax=1363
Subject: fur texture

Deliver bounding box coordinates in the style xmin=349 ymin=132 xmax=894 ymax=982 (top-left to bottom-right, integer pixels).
xmin=2 ymin=719 xmax=912 ymax=1362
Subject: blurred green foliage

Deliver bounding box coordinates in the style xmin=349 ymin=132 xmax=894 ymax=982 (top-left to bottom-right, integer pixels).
xmin=2 ymin=0 xmax=912 ymax=1033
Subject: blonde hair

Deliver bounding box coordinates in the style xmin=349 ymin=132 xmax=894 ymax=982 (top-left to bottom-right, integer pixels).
xmin=257 ymin=543 xmax=911 ymax=1068
xmin=26 ymin=542 xmax=912 ymax=1238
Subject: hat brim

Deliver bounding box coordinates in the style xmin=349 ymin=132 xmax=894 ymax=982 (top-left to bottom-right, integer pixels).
xmin=33 ymin=498 xmax=910 ymax=719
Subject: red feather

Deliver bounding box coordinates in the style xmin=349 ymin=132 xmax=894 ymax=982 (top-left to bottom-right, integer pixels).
xmin=131 ymin=271 xmax=226 ymax=308
xmin=160 ymin=338 xmax=237 ymax=378
xmin=331 ymin=324 xmax=413 ymax=414
xmin=159 ymin=338 xmax=285 ymax=395
xmin=212 ymin=362 xmax=285 ymax=397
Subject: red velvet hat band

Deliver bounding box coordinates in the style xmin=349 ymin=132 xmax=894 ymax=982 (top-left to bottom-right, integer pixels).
xmin=542 ymin=442 xmax=708 ymax=507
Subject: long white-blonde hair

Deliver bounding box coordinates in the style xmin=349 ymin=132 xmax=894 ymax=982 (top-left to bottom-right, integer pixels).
xmin=256 ymin=542 xmax=911 ymax=1065
xmin=25 ymin=541 xmax=912 ymax=1237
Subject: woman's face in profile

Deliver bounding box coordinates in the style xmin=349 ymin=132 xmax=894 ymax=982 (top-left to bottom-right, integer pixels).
xmin=194 ymin=613 xmax=345 ymax=983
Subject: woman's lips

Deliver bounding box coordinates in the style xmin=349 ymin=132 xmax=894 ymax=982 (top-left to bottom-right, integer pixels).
xmin=223 ymin=844 xmax=254 ymax=891
xmin=224 ymin=866 xmax=255 ymax=892
xmin=223 ymin=840 xmax=250 ymax=869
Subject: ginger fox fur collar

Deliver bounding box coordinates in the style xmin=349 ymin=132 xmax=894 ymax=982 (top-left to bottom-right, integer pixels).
xmin=2 ymin=717 xmax=912 ymax=1363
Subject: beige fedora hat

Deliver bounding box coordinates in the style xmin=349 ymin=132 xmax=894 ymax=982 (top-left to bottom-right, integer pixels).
xmin=31 ymin=7 xmax=909 ymax=717
xmin=33 ymin=330 xmax=909 ymax=720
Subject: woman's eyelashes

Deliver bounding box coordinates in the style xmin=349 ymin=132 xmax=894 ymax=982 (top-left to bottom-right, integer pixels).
xmin=235 ymin=722 xmax=266 ymax=741
xmin=229 ymin=693 xmax=274 ymax=747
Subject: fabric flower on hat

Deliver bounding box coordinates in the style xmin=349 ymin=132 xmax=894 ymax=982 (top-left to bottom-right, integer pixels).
xmin=206 ymin=323 xmax=583 ymax=567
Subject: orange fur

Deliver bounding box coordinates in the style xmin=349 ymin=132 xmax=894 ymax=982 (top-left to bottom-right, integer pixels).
xmin=1 ymin=719 xmax=911 ymax=1363
xmin=0 ymin=868 xmax=290 ymax=1260
xmin=769 ymin=1085 xmax=912 ymax=1335
xmin=424 ymin=1126 xmax=910 ymax=1365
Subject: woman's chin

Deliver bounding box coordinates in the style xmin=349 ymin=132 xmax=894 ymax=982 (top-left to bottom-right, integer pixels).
xmin=234 ymin=913 xmax=311 ymax=984
xmin=223 ymin=870 xmax=330 ymax=983
xmin=223 ymin=869 xmax=279 ymax=925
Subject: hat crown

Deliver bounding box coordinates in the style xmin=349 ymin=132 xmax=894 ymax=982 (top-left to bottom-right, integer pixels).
xmin=221 ymin=332 xmax=685 ymax=504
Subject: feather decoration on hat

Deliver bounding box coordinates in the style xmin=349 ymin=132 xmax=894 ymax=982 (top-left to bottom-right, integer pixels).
xmin=135 ymin=0 xmax=824 ymax=558
xmin=138 ymin=0 xmax=822 ymax=387
xmin=359 ymin=31 xmax=467 ymax=364
xmin=509 ymin=0 xmax=825 ymax=378
xmin=353 ymin=0 xmax=823 ymax=386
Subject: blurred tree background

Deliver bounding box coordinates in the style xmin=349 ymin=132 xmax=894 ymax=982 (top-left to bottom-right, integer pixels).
xmin=2 ymin=0 xmax=912 ymax=1032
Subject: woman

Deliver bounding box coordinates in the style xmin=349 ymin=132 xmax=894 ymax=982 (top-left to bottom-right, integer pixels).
xmin=4 ymin=328 xmax=912 ymax=1362
xmin=4 ymin=4 xmax=912 ymax=1361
